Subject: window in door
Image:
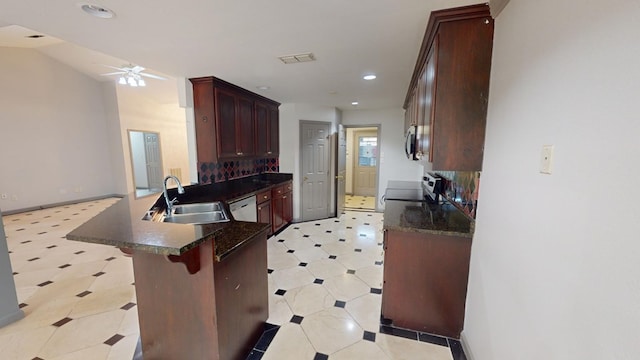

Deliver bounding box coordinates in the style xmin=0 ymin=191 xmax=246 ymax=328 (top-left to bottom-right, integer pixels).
xmin=358 ymin=136 xmax=377 ymax=167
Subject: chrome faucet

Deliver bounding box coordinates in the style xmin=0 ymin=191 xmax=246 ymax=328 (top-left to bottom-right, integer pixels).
xmin=163 ymin=175 xmax=185 ymax=217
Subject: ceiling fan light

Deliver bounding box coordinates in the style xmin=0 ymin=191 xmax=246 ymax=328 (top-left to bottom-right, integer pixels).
xmin=118 ymin=77 xmax=126 ymax=85
xmin=138 ymin=78 xmax=146 ymax=87
xmin=127 ymin=77 xmax=137 ymax=86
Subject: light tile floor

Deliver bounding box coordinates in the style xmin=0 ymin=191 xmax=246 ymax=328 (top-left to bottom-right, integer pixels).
xmin=344 ymin=195 xmax=376 ymax=211
xmin=1 ymin=198 xmax=460 ymax=360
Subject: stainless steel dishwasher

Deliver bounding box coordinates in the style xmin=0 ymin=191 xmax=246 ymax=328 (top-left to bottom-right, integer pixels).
xmin=228 ymin=195 xmax=257 ymax=222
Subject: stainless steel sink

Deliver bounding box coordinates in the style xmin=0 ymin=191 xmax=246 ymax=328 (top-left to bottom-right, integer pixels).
xmin=173 ymin=202 xmax=223 ymax=214
xmin=163 ymin=211 xmax=229 ymax=225
xmin=143 ymin=201 xmax=230 ymax=225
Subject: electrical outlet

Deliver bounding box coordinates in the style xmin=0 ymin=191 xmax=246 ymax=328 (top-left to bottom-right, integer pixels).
xmin=10 ymin=194 xmax=17 ymax=201
xmin=540 ymin=145 xmax=554 ymax=174
xmin=1 ymin=193 xmax=7 ymax=200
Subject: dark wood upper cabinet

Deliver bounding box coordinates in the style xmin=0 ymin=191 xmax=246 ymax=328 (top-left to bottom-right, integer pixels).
xmin=268 ymin=105 xmax=279 ymax=156
xmin=255 ymin=102 xmax=269 ymax=156
xmin=255 ymin=101 xmax=280 ymax=158
xmin=214 ymin=88 xmax=242 ymax=158
xmin=404 ymin=4 xmax=494 ymax=171
xmin=237 ymin=95 xmax=255 ymax=157
xmin=190 ymin=76 xmax=280 ymax=162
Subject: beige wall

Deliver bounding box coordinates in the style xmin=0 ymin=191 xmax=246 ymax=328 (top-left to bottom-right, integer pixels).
xmin=0 ymin=47 xmax=115 ymax=212
xmin=463 ymin=0 xmax=640 ymax=359
xmin=0 ymin=47 xmax=189 ymax=212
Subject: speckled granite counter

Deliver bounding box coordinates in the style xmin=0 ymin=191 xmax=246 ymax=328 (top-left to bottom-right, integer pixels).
xmin=383 ymin=199 xmax=474 ymax=238
xmin=66 ymin=173 xmax=292 ymax=260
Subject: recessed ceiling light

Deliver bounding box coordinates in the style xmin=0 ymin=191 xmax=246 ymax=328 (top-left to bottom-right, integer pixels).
xmin=363 ymin=74 xmax=377 ymax=80
xmin=80 ymin=4 xmax=116 ymax=19
xmin=256 ymin=85 xmax=270 ymax=90
xmin=351 ymin=102 xmax=359 ymax=106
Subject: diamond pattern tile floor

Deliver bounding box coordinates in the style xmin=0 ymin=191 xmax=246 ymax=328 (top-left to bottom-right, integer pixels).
xmin=1 ymin=198 xmax=459 ymax=359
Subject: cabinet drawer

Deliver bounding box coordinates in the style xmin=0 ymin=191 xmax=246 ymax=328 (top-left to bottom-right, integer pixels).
xmin=257 ymin=189 xmax=271 ymax=203
xmin=272 ymin=184 xmax=285 ymax=197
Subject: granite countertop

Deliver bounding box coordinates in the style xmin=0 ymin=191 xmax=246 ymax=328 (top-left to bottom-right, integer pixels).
xmin=66 ymin=173 xmax=292 ymax=260
xmin=383 ymin=199 xmax=474 ymax=238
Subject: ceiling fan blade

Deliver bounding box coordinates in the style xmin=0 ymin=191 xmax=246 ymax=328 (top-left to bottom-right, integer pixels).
xmin=131 ymin=65 xmax=145 ymax=72
xmin=139 ymin=72 xmax=166 ymax=80
xmin=100 ymin=64 xmax=126 ymax=71
xmin=100 ymin=71 xmax=126 ymax=76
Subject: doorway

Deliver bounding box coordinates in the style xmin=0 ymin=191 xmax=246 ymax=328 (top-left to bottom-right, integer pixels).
xmin=128 ymin=130 xmax=164 ymax=198
xmin=344 ymin=126 xmax=379 ymax=212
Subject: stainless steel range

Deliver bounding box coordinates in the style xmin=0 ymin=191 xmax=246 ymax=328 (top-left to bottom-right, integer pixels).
xmin=422 ymin=173 xmax=444 ymax=204
xmin=382 ymin=173 xmax=444 ymax=204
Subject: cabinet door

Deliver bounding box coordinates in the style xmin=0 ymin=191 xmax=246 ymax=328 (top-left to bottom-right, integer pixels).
xmin=268 ymin=105 xmax=279 ymax=156
xmin=423 ymin=37 xmax=438 ymax=163
xmin=271 ymin=185 xmax=285 ymax=232
xmin=404 ymin=89 xmax=418 ymax=130
xmin=237 ymin=96 xmax=255 ymax=157
xmin=257 ymin=201 xmax=272 ymax=236
xmin=430 ymin=17 xmax=492 ymax=170
xmin=192 ymin=81 xmax=217 ymax=163
xmin=283 ymin=191 xmax=292 ymax=223
xmin=215 ymin=88 xmax=239 ymax=159
xmin=255 ymin=102 xmax=269 ymax=156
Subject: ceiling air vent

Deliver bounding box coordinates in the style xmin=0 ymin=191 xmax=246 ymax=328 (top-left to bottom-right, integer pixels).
xmin=278 ymin=52 xmax=316 ymax=64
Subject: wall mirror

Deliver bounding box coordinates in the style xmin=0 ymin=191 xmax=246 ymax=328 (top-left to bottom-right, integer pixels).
xmin=128 ymin=130 xmax=164 ymax=198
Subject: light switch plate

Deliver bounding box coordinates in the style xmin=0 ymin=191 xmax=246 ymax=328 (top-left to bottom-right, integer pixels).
xmin=540 ymin=145 xmax=554 ymax=174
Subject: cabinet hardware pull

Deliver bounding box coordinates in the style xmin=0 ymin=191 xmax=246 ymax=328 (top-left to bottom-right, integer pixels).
xmin=264 ymin=195 xmax=268 ymax=199
xmin=267 ymin=151 xmax=272 ymax=154
xmin=237 ymin=152 xmax=243 ymax=155
xmin=258 ymin=207 xmax=262 ymax=210
xmin=202 ymin=116 xmax=208 ymax=123
xmin=283 ymin=196 xmax=287 ymax=199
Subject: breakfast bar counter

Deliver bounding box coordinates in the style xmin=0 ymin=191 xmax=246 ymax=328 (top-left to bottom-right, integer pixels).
xmin=64 ymin=175 xmax=288 ymax=360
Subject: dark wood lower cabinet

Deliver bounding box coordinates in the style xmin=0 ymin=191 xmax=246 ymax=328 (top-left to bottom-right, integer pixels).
xmin=257 ymin=189 xmax=272 ymax=236
xmin=271 ymin=181 xmax=292 ymax=233
xmin=381 ymin=229 xmax=471 ymax=338
xmin=131 ymin=230 xmax=268 ymax=360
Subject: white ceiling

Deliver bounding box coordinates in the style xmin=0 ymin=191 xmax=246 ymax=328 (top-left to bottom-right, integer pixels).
xmin=0 ymin=0 xmax=480 ymax=110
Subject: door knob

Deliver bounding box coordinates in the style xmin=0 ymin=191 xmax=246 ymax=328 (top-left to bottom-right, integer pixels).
xmin=303 ymin=176 xmax=309 ymax=181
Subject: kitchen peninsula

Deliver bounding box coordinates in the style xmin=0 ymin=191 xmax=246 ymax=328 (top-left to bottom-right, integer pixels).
xmin=66 ymin=173 xmax=292 ymax=360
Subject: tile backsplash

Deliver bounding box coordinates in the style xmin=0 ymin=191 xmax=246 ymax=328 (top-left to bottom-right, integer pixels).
xmin=198 ymin=158 xmax=279 ymax=184
xmin=435 ymin=171 xmax=480 ymax=219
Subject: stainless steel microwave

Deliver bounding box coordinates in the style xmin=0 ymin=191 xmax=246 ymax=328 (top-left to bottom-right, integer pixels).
xmin=405 ymin=125 xmax=418 ymax=160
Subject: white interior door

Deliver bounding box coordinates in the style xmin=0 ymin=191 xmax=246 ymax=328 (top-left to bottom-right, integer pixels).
xmin=144 ymin=133 xmax=163 ymax=191
xmin=353 ymin=130 xmax=378 ymax=197
xmin=301 ymin=121 xmax=331 ymax=221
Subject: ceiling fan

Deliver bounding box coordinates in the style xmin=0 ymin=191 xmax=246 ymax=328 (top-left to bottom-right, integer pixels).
xmin=100 ymin=64 xmax=165 ymax=87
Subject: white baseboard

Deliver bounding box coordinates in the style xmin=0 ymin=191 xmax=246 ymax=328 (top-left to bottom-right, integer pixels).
xmin=460 ymin=332 xmax=476 ymax=360
xmin=1 ymin=194 xmax=124 ymax=216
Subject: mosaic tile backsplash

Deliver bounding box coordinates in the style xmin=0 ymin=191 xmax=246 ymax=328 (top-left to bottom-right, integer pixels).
xmin=198 ymin=157 xmax=279 ymax=184
xmin=436 ymin=171 xmax=480 ymax=219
